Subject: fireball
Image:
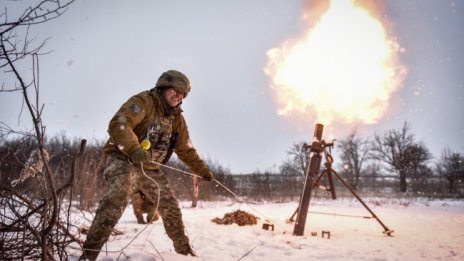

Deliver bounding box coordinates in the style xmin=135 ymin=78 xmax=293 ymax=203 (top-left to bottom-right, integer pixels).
xmin=264 ymin=0 xmax=406 ymax=126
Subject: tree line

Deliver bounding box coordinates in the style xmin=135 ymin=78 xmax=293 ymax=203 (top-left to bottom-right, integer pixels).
xmin=1 ymin=122 xmax=462 ymax=214
xmin=279 ymin=122 xmax=464 ymax=198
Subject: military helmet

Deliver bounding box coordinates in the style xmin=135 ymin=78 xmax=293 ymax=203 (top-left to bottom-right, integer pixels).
xmin=155 ymin=70 xmax=191 ymax=98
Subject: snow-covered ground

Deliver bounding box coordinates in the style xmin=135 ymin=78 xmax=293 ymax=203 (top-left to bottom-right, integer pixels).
xmin=68 ymin=198 xmax=464 ymax=261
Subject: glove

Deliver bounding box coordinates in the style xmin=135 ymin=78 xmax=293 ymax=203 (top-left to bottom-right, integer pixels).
xmin=130 ymin=149 xmax=149 ymax=164
xmin=202 ymin=171 xmax=214 ymax=182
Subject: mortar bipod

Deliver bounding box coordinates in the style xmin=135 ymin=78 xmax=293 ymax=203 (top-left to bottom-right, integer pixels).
xmin=288 ymin=138 xmax=394 ymax=236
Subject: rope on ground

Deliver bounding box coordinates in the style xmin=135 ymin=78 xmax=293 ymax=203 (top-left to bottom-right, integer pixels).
xmin=236 ymin=245 xmax=257 ymax=261
xmin=309 ymin=210 xmax=372 ymax=219
xmin=148 ymin=240 xmax=165 ymax=261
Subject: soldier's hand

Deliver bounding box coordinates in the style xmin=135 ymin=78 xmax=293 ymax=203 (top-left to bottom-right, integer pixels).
xmin=202 ymin=171 xmax=214 ymax=182
xmin=130 ymin=149 xmax=150 ymax=164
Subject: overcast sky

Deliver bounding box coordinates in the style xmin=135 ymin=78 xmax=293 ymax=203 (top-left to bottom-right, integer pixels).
xmin=1 ymin=0 xmax=463 ymax=174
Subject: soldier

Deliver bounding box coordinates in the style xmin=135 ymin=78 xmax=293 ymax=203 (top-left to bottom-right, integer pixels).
xmin=80 ymin=70 xmax=214 ymax=260
xmin=131 ymin=190 xmax=160 ymax=224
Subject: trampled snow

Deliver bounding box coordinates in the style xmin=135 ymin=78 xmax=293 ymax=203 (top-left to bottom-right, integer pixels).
xmin=68 ymin=198 xmax=464 ymax=260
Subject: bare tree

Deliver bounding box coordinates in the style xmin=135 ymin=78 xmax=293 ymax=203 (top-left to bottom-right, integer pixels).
xmin=370 ymin=122 xmax=432 ymax=192
xmin=404 ymin=142 xmax=433 ymax=193
xmin=279 ymin=141 xmax=309 ymax=178
xmin=337 ymin=131 xmax=369 ymax=190
xmin=436 ymin=148 xmax=464 ymax=194
xmin=1 ymin=1 xmax=78 ymax=260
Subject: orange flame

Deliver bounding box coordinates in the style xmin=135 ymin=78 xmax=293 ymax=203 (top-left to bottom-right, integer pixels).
xmin=264 ymin=0 xmax=406 ymax=126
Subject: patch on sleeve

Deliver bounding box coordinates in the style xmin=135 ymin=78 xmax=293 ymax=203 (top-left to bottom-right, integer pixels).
xmin=130 ymin=103 xmax=141 ymax=113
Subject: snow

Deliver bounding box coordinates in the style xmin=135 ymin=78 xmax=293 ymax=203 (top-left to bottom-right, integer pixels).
xmin=68 ymin=198 xmax=464 ymax=260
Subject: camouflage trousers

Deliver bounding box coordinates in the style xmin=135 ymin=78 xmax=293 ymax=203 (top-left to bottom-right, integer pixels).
xmin=81 ymin=153 xmax=190 ymax=260
xmin=131 ymin=190 xmax=160 ymax=224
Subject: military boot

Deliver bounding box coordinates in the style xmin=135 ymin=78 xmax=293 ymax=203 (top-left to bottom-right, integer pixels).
xmin=131 ymin=192 xmax=146 ymax=224
xmin=175 ymin=241 xmax=197 ymax=256
xmin=136 ymin=214 xmax=146 ymax=224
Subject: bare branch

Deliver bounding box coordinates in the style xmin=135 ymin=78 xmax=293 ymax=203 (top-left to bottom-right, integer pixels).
xmin=1 ymin=0 xmax=75 ymax=35
xmin=1 ymin=1 xmax=78 ymax=259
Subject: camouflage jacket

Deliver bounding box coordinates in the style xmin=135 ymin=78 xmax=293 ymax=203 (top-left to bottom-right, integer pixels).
xmin=103 ymin=89 xmax=209 ymax=176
